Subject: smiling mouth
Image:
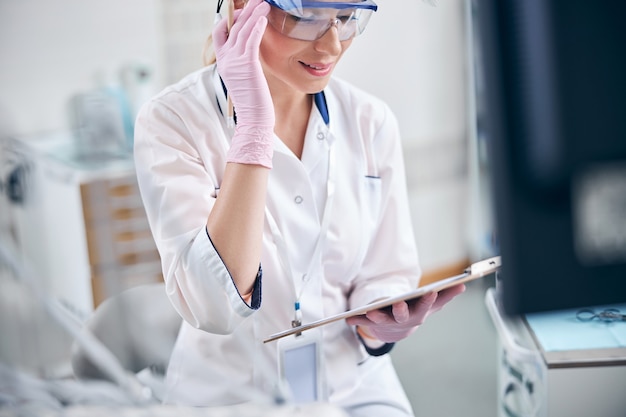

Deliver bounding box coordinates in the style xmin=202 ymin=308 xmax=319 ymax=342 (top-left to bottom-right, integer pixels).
xmin=301 ymin=62 xmax=332 ymax=71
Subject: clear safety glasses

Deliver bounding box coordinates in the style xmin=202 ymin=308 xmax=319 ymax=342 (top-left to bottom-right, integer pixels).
xmin=264 ymin=0 xmax=378 ymax=41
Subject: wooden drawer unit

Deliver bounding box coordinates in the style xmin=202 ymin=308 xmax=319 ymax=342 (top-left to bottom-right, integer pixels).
xmin=81 ymin=175 xmax=162 ymax=307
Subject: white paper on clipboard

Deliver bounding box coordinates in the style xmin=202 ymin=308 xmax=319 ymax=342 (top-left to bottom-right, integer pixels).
xmin=263 ymin=256 xmax=501 ymax=343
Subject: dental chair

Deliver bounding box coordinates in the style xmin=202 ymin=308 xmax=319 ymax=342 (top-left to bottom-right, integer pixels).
xmin=3 ymin=243 xmax=348 ymax=415
xmin=70 ymin=282 xmax=182 ymax=399
xmin=68 ymin=284 xmax=349 ymax=417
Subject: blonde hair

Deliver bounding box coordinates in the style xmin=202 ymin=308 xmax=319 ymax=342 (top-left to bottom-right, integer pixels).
xmin=202 ymin=33 xmax=217 ymax=66
xmin=203 ymin=0 xmax=249 ymax=66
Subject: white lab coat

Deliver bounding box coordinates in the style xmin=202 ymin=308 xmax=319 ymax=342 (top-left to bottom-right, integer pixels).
xmin=134 ymin=64 xmax=421 ymax=414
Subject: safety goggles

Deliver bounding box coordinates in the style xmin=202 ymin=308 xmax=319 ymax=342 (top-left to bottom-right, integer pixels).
xmin=264 ymin=0 xmax=378 ymax=41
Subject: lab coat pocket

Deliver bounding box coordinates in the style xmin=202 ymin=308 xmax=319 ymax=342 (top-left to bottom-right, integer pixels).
xmin=356 ymin=175 xmax=383 ymax=262
xmin=362 ymin=175 xmax=382 ymax=230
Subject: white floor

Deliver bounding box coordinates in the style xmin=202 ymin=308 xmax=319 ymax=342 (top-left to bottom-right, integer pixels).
xmin=391 ymin=275 xmax=499 ymax=417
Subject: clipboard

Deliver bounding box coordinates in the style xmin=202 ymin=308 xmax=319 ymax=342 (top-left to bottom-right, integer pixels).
xmin=263 ymin=256 xmax=501 ymax=343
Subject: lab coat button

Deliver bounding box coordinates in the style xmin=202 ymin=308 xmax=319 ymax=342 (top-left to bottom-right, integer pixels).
xmin=294 ymin=195 xmax=303 ymax=204
xmin=316 ymin=132 xmax=325 ymax=141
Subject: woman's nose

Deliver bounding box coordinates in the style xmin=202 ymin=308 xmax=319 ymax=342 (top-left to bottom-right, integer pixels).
xmin=313 ymin=20 xmax=343 ymax=55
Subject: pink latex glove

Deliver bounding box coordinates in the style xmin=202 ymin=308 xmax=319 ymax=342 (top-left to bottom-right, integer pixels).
xmin=346 ymin=284 xmax=466 ymax=344
xmin=213 ymin=0 xmax=275 ymax=168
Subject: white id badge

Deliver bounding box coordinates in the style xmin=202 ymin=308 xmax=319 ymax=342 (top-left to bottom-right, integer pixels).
xmin=277 ymin=328 xmax=325 ymax=403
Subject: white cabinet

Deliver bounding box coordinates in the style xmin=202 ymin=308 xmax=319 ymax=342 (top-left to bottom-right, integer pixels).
xmin=9 ymin=131 xmax=162 ymax=318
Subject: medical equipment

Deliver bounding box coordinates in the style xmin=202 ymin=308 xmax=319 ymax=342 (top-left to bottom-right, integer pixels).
xmin=0 ymin=239 xmax=154 ymax=406
xmin=0 ymin=235 xmax=349 ymax=415
xmin=576 ymin=308 xmax=626 ymax=323
xmin=486 ymin=287 xmax=626 ymax=417
xmin=264 ymin=0 xmax=377 ymax=41
xmin=68 ymin=90 xmax=130 ymax=161
xmin=476 ymin=0 xmax=626 ymax=315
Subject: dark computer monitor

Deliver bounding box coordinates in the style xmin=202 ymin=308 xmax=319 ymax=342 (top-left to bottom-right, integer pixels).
xmin=475 ymin=0 xmax=626 ymax=315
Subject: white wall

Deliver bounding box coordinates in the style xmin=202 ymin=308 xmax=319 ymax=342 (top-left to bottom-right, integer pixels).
xmin=335 ymin=0 xmax=468 ymax=147
xmin=0 ymin=0 xmax=473 ymax=272
xmin=335 ymin=0 xmax=471 ymax=270
xmin=0 ymin=0 xmax=163 ymax=137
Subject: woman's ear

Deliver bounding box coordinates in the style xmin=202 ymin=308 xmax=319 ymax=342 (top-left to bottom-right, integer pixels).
xmin=234 ymin=0 xmax=248 ymax=10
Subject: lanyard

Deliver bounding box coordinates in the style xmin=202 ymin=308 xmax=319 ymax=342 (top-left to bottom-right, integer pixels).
xmin=265 ymin=143 xmax=336 ymax=328
xmin=214 ymin=66 xmax=333 ymax=327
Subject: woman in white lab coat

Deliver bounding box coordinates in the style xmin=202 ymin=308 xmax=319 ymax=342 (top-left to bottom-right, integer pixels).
xmin=133 ymin=0 xmax=465 ymax=415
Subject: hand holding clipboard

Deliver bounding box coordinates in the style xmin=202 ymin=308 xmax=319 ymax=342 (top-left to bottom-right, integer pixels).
xmin=264 ymin=256 xmax=501 ymax=343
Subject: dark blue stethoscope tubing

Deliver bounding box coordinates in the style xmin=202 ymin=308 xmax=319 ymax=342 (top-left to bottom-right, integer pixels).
xmin=217 ymin=75 xmax=330 ymax=126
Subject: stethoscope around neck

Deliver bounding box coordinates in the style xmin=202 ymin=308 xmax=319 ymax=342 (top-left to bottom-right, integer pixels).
xmin=216 ymin=75 xmax=331 ymax=126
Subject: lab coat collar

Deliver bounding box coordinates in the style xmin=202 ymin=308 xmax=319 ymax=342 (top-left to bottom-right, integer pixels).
xmin=300 ymin=103 xmax=334 ymax=174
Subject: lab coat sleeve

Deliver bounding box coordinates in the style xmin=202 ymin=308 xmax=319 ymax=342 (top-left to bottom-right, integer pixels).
xmin=348 ymin=102 xmax=422 ymax=310
xmin=133 ymin=94 xmax=259 ymax=335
